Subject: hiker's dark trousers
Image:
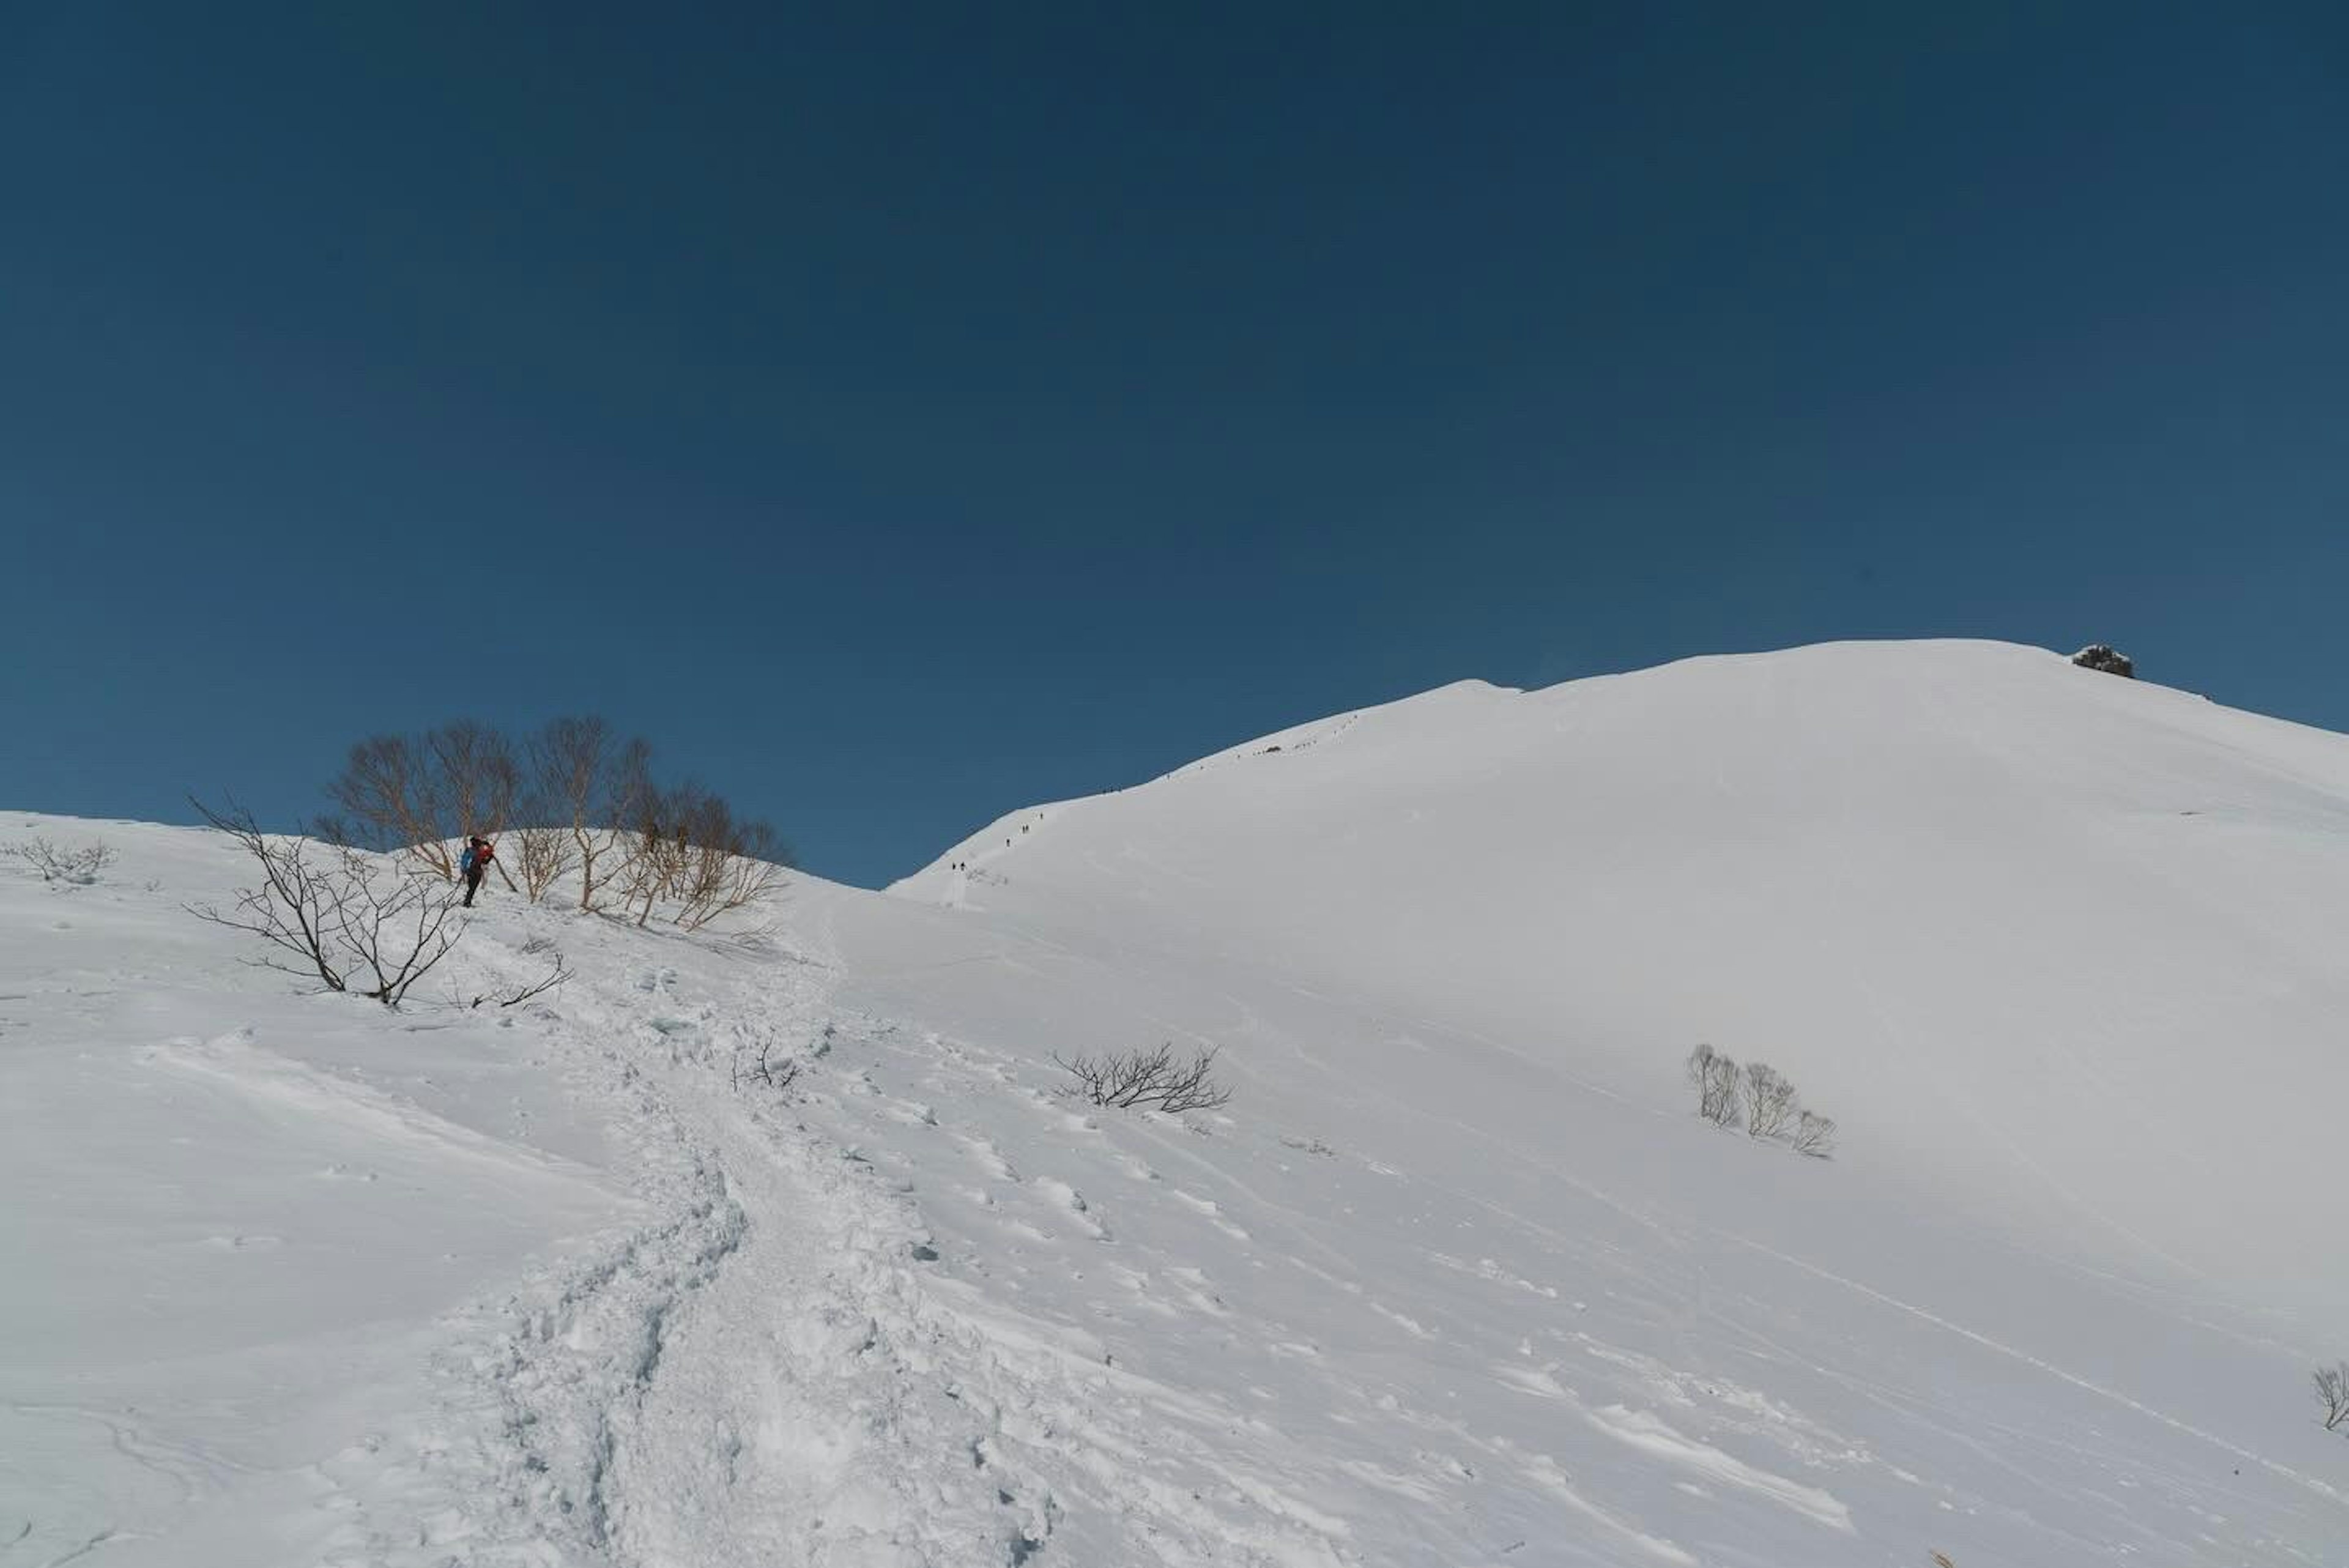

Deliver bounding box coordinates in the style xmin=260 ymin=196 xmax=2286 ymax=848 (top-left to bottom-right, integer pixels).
xmin=462 ymin=869 xmax=484 ymax=907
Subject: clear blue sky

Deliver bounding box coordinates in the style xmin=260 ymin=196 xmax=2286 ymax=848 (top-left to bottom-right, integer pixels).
xmin=4 ymin=6 xmax=2345 ymax=886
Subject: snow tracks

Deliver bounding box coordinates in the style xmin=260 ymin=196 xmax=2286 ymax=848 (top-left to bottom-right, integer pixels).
xmin=388 ymin=927 xmax=1078 ymax=1567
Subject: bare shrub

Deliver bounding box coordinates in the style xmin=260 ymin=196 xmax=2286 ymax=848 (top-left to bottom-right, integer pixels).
xmin=1743 ymin=1061 xmax=1800 ymax=1140
xmin=1792 ymin=1109 xmax=1838 ymax=1157
xmin=2317 ymin=1363 xmax=2349 ymax=1433
xmin=1055 ymin=1043 xmax=1233 ymax=1113
xmin=429 ymin=721 xmax=521 ymax=855
xmin=1686 ymin=1044 xmax=1742 ymax=1128
xmin=187 ymin=798 xmax=464 ymax=1008
xmin=2 ymin=836 xmax=114 ymax=885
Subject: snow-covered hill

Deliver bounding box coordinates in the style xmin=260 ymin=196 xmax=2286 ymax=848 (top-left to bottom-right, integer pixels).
xmin=7 ymin=640 xmax=2347 ymax=1566
xmin=896 ymin=640 xmax=2349 ymax=1312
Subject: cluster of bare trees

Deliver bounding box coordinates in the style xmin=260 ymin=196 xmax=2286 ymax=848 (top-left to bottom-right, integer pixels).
xmin=1055 ymin=1043 xmax=1234 ymax=1113
xmin=321 ymin=716 xmax=790 ymax=927
xmin=1685 ymin=1045 xmax=1836 ymax=1157
xmin=188 ymin=798 xmax=570 ymax=1011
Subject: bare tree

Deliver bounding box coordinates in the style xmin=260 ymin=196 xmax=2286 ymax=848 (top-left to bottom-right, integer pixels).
xmin=617 ymin=779 xmax=688 ymax=926
xmin=327 ymin=723 xmax=524 ymax=880
xmin=426 ymin=721 xmax=521 ymax=849
xmin=1054 ymin=1043 xmax=1233 ymax=1113
xmin=530 ymin=717 xmax=650 ymax=912
xmin=1792 ymin=1109 xmax=1838 ymax=1158
xmin=663 ymin=788 xmax=790 ymax=931
xmin=2 ymin=836 xmax=114 ymax=885
xmin=1687 ymin=1044 xmax=1742 ymax=1128
xmin=186 ymin=798 xmax=464 ymax=1007
xmin=707 ymin=819 xmax=792 ymax=924
xmin=505 ymin=774 xmax=579 ymax=904
xmin=1744 ymin=1061 xmax=1801 ymax=1140
xmin=2317 ymin=1363 xmax=2349 ymax=1433
xmin=326 ymin=734 xmax=447 ymax=874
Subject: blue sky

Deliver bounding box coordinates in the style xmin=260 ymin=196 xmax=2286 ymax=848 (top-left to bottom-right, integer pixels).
xmin=3 ymin=6 xmax=2345 ymax=886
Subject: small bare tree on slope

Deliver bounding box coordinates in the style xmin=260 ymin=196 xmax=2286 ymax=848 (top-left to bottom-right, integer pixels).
xmin=2317 ymin=1364 xmax=2349 ymax=1433
xmin=187 ymin=799 xmax=463 ymax=1008
xmin=1791 ymin=1109 xmax=1838 ymax=1157
xmin=1686 ymin=1044 xmax=1743 ymax=1128
xmin=1744 ymin=1061 xmax=1800 ymax=1140
xmin=530 ymin=716 xmax=653 ymax=912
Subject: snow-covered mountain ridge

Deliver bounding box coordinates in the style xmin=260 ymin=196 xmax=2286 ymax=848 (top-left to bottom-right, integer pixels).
xmin=6 ymin=639 xmax=2346 ymax=1566
xmin=897 ymin=639 xmax=2349 ymax=1310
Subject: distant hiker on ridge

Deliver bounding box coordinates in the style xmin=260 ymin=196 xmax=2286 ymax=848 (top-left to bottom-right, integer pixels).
xmin=459 ymin=835 xmax=495 ymax=907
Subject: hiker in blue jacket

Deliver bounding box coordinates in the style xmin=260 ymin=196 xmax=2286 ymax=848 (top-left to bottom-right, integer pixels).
xmin=459 ymin=836 xmax=495 ymax=907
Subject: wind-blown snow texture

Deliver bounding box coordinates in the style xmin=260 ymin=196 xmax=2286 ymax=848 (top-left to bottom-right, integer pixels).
xmin=6 ymin=641 xmax=2346 ymax=1566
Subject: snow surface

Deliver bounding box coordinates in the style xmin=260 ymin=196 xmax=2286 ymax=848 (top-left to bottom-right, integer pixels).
xmin=7 ymin=639 xmax=2348 ymax=1566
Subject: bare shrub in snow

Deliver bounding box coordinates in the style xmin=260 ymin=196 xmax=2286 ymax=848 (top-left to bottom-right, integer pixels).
xmin=2317 ymin=1363 xmax=2349 ymax=1432
xmin=187 ymin=799 xmax=464 ymax=1008
xmin=1055 ymin=1043 xmax=1233 ymax=1113
xmin=2071 ymin=644 xmax=2136 ymax=678
xmin=1792 ymin=1109 xmax=1838 ymax=1157
xmin=2 ymin=836 xmax=114 ymax=885
xmin=1687 ymin=1044 xmax=1742 ymax=1128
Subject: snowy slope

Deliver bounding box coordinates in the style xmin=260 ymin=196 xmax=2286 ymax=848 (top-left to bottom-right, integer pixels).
xmin=895 ymin=641 xmax=2349 ymax=1312
xmin=7 ymin=639 xmax=2348 ymax=1567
